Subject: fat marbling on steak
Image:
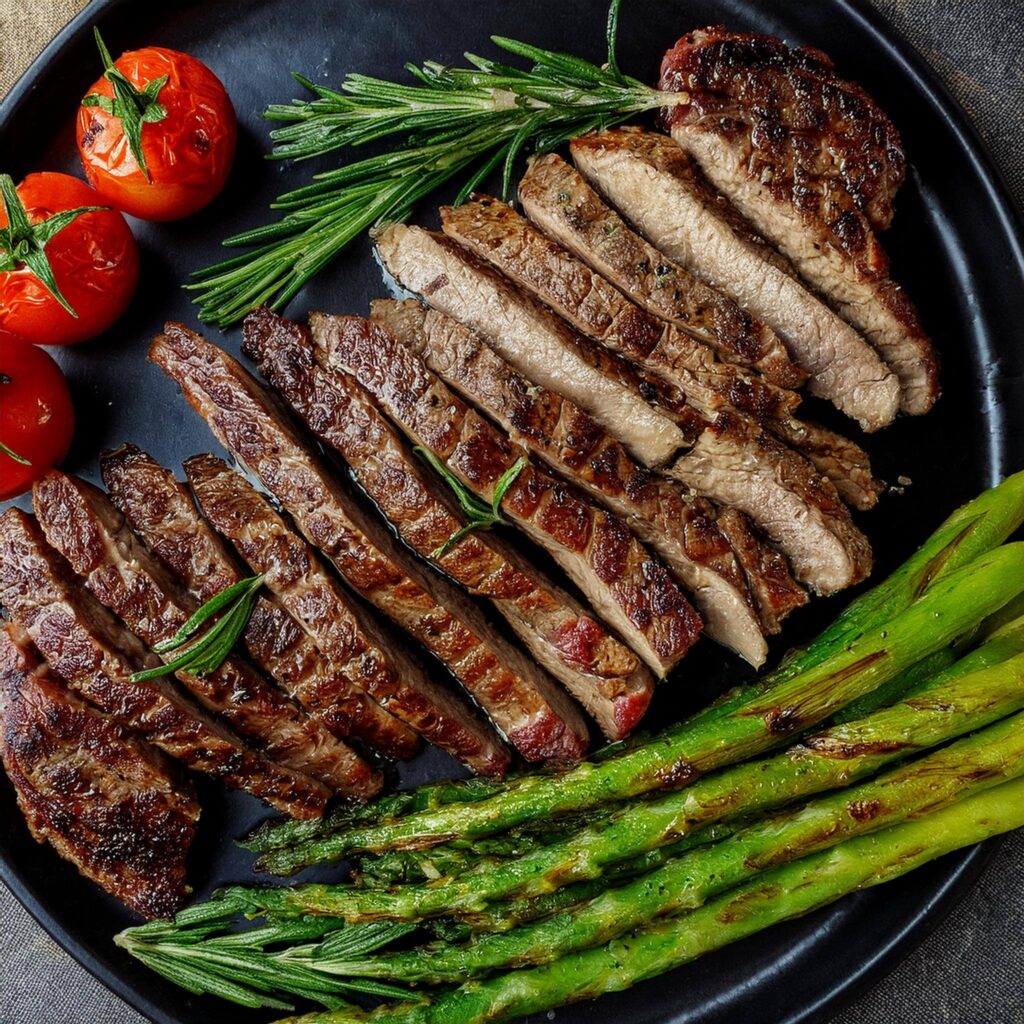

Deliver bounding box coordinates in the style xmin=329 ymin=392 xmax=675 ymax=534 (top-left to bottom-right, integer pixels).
xmin=0 ymin=624 xmax=199 ymax=919
xmin=310 ymin=311 xmax=704 ymax=677
xmin=242 ymin=306 xmax=647 ymax=741
xmin=32 ymin=470 xmax=376 ymax=798
xmin=0 ymin=509 xmax=327 ymax=818
xmin=101 ymin=444 xmax=419 ymax=763
xmin=569 ymin=129 xmax=900 ymax=434
xmin=659 ymin=28 xmax=938 ymax=415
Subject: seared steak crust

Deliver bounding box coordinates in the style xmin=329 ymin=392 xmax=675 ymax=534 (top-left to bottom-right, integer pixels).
xmin=0 ymin=625 xmax=198 ymax=919
xmin=150 ymin=322 xmax=510 ymax=776
xmin=32 ymin=471 xmax=373 ymax=797
xmin=371 ymin=299 xmax=785 ymax=664
xmin=310 ymin=312 xmax=703 ymax=677
xmin=243 ymin=308 xmax=641 ymax=741
xmin=570 ymin=128 xmax=901 ymax=433
xmin=0 ymin=509 xmax=326 ymax=818
xmin=101 ymin=444 xmax=418 ymax=763
xmin=187 ymin=453 xmax=588 ymax=764
xmin=660 ymin=29 xmax=938 ymax=415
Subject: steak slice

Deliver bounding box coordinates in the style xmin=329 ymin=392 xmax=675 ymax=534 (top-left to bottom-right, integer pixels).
xmin=371 ymin=298 xmax=792 ymax=664
xmin=150 ymin=323 xmax=511 ymax=776
xmin=310 ymin=311 xmax=704 ymax=677
xmin=659 ymin=29 xmax=938 ymax=415
xmin=376 ymin=223 xmax=690 ymax=468
xmin=0 ymin=509 xmax=326 ymax=818
xmin=444 ymin=189 xmax=881 ymax=510
xmin=101 ymin=444 xmax=418 ymax=762
xmin=243 ymin=307 xmax=645 ymax=740
xmin=569 ymin=128 xmax=901 ymax=433
xmin=0 ymin=625 xmax=199 ymax=919
xmin=32 ymin=471 xmax=376 ymax=798
xmin=443 ymin=192 xmax=800 ymax=421
xmin=376 ymin=223 xmax=871 ymax=594
xmin=186 ymin=453 xmax=588 ymax=764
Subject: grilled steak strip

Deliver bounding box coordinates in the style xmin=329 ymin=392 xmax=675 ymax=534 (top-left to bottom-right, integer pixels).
xmin=187 ymin=453 xmax=588 ymax=765
xmin=445 ymin=189 xmax=881 ymax=510
xmin=243 ymin=307 xmax=645 ymax=740
xmin=0 ymin=509 xmax=326 ymax=818
xmin=150 ymin=323 xmax=510 ymax=776
xmin=101 ymin=444 xmax=418 ymax=762
xmin=659 ymin=29 xmax=938 ymax=415
xmin=32 ymin=471 xmax=375 ymax=798
xmin=376 ymin=223 xmax=871 ymax=594
xmin=0 ymin=625 xmax=199 ymax=919
xmin=443 ymin=192 xmax=799 ymax=422
xmin=371 ymin=298 xmax=793 ymax=664
xmin=310 ymin=312 xmax=703 ymax=677
xmin=376 ymin=223 xmax=690 ymax=468
xmin=569 ymin=128 xmax=901 ymax=433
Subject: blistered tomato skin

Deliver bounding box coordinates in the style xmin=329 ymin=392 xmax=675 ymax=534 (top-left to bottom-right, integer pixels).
xmin=0 ymin=173 xmax=139 ymax=347
xmin=77 ymin=47 xmax=237 ymax=221
xmin=0 ymin=335 xmax=75 ymax=500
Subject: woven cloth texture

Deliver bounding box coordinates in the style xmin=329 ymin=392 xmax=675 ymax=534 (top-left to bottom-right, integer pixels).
xmin=1 ymin=0 xmax=1023 ymax=1022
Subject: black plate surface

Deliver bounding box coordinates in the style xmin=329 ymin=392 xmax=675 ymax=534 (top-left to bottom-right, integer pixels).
xmin=1 ymin=2 xmax=1023 ymax=1023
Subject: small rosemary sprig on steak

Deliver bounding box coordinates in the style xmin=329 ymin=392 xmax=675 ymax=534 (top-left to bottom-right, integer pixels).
xmin=189 ymin=0 xmax=688 ymax=327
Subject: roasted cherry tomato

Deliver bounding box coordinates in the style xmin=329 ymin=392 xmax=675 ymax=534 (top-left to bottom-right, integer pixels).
xmin=0 ymin=172 xmax=139 ymax=347
xmin=0 ymin=334 xmax=75 ymax=500
xmin=77 ymin=30 xmax=237 ymax=221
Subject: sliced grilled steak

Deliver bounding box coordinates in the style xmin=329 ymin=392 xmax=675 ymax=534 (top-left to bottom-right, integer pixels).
xmin=310 ymin=311 xmax=704 ymax=676
xmin=243 ymin=307 xmax=646 ymax=740
xmin=101 ymin=444 xmax=418 ymax=762
xmin=151 ymin=325 xmax=511 ymax=776
xmin=659 ymin=29 xmax=938 ymax=415
xmin=376 ymin=223 xmax=690 ymax=468
xmin=569 ymin=128 xmax=901 ymax=433
xmin=444 ymin=190 xmax=881 ymax=510
xmin=0 ymin=509 xmax=326 ymax=818
xmin=376 ymin=223 xmax=871 ymax=593
xmin=371 ymin=298 xmax=789 ymax=664
xmin=187 ymin=453 xmax=589 ymax=764
xmin=0 ymin=625 xmax=198 ymax=919
xmin=32 ymin=471 xmax=376 ymax=798
xmin=443 ymin=192 xmax=800 ymax=421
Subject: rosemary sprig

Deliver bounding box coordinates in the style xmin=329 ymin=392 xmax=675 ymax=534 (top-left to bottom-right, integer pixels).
xmin=415 ymin=447 xmax=527 ymax=559
xmin=189 ymin=0 xmax=688 ymax=327
xmin=130 ymin=575 xmax=264 ymax=682
xmin=0 ymin=441 xmax=30 ymax=466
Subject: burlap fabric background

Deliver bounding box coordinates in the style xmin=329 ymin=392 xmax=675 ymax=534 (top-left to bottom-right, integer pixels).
xmin=1 ymin=1 xmax=1022 ymax=1021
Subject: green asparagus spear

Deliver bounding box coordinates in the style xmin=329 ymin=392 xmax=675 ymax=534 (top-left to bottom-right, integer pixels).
xmin=253 ymin=545 xmax=1024 ymax=877
xmin=238 ymin=615 xmax=1024 ymax=920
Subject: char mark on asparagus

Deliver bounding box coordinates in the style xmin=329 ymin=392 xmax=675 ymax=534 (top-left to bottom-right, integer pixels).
xmin=659 ymin=29 xmax=938 ymax=415
xmin=0 ymin=509 xmax=326 ymax=818
xmin=0 ymin=624 xmax=199 ymax=919
xmin=243 ymin=306 xmax=644 ymax=741
xmin=101 ymin=444 xmax=418 ymax=764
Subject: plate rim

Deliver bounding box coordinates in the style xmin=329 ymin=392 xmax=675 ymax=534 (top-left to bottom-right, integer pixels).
xmin=0 ymin=1 xmax=1021 ymax=1022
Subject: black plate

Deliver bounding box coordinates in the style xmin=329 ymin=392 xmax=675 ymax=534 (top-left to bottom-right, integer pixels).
xmin=2 ymin=1 xmax=1023 ymax=1022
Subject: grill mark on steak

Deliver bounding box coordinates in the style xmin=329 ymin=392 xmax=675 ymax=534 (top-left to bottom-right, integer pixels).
xmin=0 ymin=624 xmax=199 ymax=919
xmin=309 ymin=311 xmax=703 ymax=677
xmin=658 ymin=29 xmax=938 ymax=415
xmin=243 ymin=307 xmax=642 ymax=742
xmin=150 ymin=322 xmax=510 ymax=776
xmin=0 ymin=509 xmax=326 ymax=818
xmin=376 ymin=223 xmax=691 ymax=468
xmin=371 ymin=298 xmax=789 ymax=664
xmin=32 ymin=470 xmax=373 ymax=798
xmin=446 ymin=187 xmax=881 ymax=510
xmin=187 ymin=452 xmax=588 ymax=764
xmin=569 ymin=128 xmax=901 ymax=433
xmin=517 ymin=154 xmax=802 ymax=389
xmin=100 ymin=444 xmax=417 ymax=764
